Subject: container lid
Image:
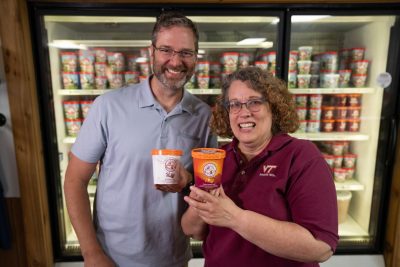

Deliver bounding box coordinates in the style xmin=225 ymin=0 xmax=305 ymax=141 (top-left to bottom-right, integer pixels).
xmin=152 ymin=149 xmax=183 ymax=156
xmin=337 ymin=191 xmax=352 ymax=200
xmin=192 ymin=148 xmax=226 ymax=159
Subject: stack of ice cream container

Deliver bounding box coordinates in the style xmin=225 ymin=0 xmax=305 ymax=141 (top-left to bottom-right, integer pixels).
xmin=185 ymin=50 xmax=276 ymax=89
xmin=63 ymin=99 xmax=94 ymax=136
xmin=295 ymin=93 xmax=362 ymax=133
xmin=288 ymin=46 xmax=369 ymax=89
xmin=60 ymin=47 xmax=151 ymax=90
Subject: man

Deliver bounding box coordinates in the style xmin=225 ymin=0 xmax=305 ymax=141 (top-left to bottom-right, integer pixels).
xmin=64 ymin=12 xmax=216 ymax=267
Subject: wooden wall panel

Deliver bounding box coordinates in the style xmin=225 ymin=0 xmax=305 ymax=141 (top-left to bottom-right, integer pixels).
xmin=0 ymin=0 xmax=53 ymax=266
xmin=0 ymin=199 xmax=27 ymax=267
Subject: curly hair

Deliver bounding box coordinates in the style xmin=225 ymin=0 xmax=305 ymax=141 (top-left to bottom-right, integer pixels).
xmin=210 ymin=67 xmax=299 ymax=138
xmin=152 ymin=11 xmax=199 ymax=51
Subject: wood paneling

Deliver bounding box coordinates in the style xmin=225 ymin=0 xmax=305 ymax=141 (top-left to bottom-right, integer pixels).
xmin=0 ymin=199 xmax=27 ymax=267
xmin=0 ymin=0 xmax=53 ymax=266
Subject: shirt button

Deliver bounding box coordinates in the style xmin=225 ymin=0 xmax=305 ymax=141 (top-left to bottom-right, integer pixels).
xmin=240 ymin=170 xmax=245 ymax=175
xmin=239 ymin=160 xmax=243 ymax=164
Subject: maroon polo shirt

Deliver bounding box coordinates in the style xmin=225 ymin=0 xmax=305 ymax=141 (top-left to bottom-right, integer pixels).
xmin=203 ymin=133 xmax=339 ymax=267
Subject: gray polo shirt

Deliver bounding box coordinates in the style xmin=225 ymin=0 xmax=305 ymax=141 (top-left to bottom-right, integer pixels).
xmin=72 ymin=78 xmax=216 ymax=267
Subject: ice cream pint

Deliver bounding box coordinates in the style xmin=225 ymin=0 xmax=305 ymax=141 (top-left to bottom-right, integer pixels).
xmin=152 ymin=149 xmax=183 ymax=185
xmin=192 ymin=148 xmax=226 ymax=190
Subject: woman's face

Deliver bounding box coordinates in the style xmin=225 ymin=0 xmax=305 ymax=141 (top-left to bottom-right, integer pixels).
xmin=227 ymin=80 xmax=272 ymax=148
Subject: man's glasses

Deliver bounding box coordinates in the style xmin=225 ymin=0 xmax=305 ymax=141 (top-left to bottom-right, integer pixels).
xmin=224 ymin=98 xmax=267 ymax=114
xmin=152 ymin=44 xmax=196 ymax=59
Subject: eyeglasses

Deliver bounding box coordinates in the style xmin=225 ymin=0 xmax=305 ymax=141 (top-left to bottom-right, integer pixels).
xmin=152 ymin=44 xmax=196 ymax=59
xmin=224 ymin=98 xmax=267 ymax=114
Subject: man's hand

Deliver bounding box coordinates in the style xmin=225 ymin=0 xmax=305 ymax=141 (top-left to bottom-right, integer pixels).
xmin=155 ymin=162 xmax=193 ymax=193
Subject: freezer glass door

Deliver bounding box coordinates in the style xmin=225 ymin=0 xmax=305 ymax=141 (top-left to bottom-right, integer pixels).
xmin=287 ymin=15 xmax=396 ymax=250
xmin=43 ymin=14 xmax=281 ymax=257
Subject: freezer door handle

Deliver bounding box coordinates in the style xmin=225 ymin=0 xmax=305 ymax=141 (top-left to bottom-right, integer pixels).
xmin=0 ymin=113 xmax=6 ymax=127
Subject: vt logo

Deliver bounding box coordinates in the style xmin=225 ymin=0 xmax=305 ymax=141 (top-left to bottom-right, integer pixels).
xmin=260 ymin=165 xmax=277 ymax=177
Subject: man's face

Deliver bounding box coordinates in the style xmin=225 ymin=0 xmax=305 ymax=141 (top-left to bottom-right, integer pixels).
xmin=151 ymin=26 xmax=197 ymax=91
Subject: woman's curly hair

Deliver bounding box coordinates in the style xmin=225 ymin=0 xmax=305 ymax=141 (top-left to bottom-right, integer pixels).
xmin=210 ymin=66 xmax=299 ymax=138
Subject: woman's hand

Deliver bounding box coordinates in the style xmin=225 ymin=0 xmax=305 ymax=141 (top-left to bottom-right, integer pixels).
xmin=184 ymin=186 xmax=243 ymax=229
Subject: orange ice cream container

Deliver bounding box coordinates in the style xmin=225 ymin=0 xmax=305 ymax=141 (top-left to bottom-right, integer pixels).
xmin=192 ymin=148 xmax=226 ymax=190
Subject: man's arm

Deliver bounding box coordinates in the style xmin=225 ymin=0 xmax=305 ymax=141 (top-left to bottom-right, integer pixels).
xmin=64 ymin=153 xmax=114 ymax=266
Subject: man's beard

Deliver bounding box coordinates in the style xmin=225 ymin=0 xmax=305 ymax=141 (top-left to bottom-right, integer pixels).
xmin=153 ymin=64 xmax=193 ymax=91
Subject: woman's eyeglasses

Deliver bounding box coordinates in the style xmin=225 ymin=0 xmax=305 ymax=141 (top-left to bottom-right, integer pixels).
xmin=224 ymin=98 xmax=267 ymax=114
xmin=152 ymin=44 xmax=196 ymax=60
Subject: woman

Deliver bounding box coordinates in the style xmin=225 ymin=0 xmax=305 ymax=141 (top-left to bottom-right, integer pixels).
xmin=181 ymin=67 xmax=338 ymax=266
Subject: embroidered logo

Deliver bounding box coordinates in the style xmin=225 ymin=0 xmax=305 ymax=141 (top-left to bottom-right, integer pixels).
xmin=260 ymin=165 xmax=277 ymax=177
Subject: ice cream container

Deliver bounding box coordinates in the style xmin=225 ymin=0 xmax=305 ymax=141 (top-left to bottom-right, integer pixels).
xmin=321 ymin=120 xmax=335 ymax=132
xmin=197 ymin=61 xmax=210 ymax=76
xmin=321 ymin=106 xmax=335 ymax=120
xmin=222 ymin=52 xmax=239 ymax=72
xmin=65 ymin=118 xmax=82 ymax=136
xmin=127 ymin=54 xmax=138 ymax=71
xmin=95 ymin=62 xmax=107 ymax=77
xmin=343 ymin=167 xmax=355 ymax=180
xmin=197 ymin=75 xmax=210 ymax=89
xmin=267 ymin=51 xmax=276 ymax=71
xmin=80 ymin=72 xmax=95 ymax=89
xmin=337 ymin=191 xmax=352 ymax=224
xmin=333 ymin=155 xmax=344 ymax=168
xmin=80 ymin=100 xmax=93 ymax=119
xmin=351 ymin=47 xmax=365 ymax=61
xmin=295 ymin=94 xmax=308 ymax=108
xmin=63 ymin=100 xmax=80 ymax=119
xmin=347 ymin=106 xmax=361 ymax=119
xmin=347 ymin=94 xmax=362 ymax=106
xmin=288 ymin=71 xmax=297 ymax=89
xmin=335 ymin=107 xmax=348 ymax=120
xmin=347 ymin=119 xmax=361 ymax=132
xmin=107 ymin=52 xmax=125 ymax=72
xmin=310 ymin=61 xmax=320 ymax=75
xmin=351 ymin=60 xmax=369 ymax=75
xmin=343 ymin=153 xmax=357 ymax=168
xmin=192 ymin=148 xmax=226 ymax=190
xmin=331 ymin=141 xmax=345 ymax=156
xmin=239 ymin=53 xmax=251 ymax=68
xmin=61 ymin=52 xmax=78 ymax=72
xmin=320 ymin=51 xmax=338 ymax=73
xmin=95 ymin=76 xmax=108 ymax=89
xmin=152 ymin=149 xmax=183 ymax=185
xmin=296 ymin=107 xmax=307 ymax=121
xmin=289 ymin=51 xmax=299 ymax=71
xmin=320 ymin=72 xmax=339 ymax=88
xmin=62 ymin=72 xmax=79 ymax=89
xmin=93 ymin=48 xmax=107 ymax=63
xmin=351 ymin=74 xmax=367 ymax=87
xmin=309 ymin=94 xmax=323 ymax=109
xmin=333 ymin=168 xmax=347 ymax=183
xmin=139 ymin=62 xmax=150 ymax=76
xmin=124 ymin=71 xmax=140 ymax=85
xmin=79 ymin=50 xmax=94 ymax=73
xmin=297 ymin=74 xmax=311 ymax=88
xmin=308 ymin=108 xmax=321 ymax=121
xmin=335 ymin=119 xmax=347 ymax=132
xmin=298 ymin=46 xmax=313 ymax=60
xmin=310 ymin=74 xmax=319 ymax=88
xmin=334 ymin=94 xmax=348 ymax=107
xmin=108 ymin=72 xmax=124 ymax=89
xmin=297 ymin=60 xmax=312 ymax=75
xmin=338 ymin=69 xmax=352 ymax=88
xmin=255 ymin=61 xmax=268 ymax=71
